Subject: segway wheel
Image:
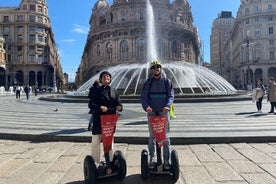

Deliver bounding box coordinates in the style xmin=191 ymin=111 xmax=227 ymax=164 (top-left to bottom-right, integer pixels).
xmin=83 ymin=155 xmax=97 ymax=184
xmin=141 ymin=149 xmax=148 ymax=180
xmin=113 ymin=150 xmax=127 ymax=179
xmin=171 ymin=150 xmax=180 ymax=181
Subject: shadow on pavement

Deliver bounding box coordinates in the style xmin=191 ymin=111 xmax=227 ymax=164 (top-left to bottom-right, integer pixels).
xmin=66 ymin=174 xmax=177 ymax=184
xmin=124 ymin=121 xmax=148 ymax=125
xmin=42 ymin=128 xmax=87 ymax=136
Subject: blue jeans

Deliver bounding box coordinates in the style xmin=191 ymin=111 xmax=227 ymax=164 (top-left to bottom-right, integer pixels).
xmin=147 ymin=111 xmax=171 ymax=162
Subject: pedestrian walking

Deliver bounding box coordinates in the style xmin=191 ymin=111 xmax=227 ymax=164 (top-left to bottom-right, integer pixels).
xmin=140 ymin=60 xmax=174 ymax=169
xmin=15 ymin=85 xmax=21 ymax=99
xmin=24 ymin=85 xmax=31 ymax=100
xmin=255 ymin=79 xmax=266 ymax=113
xmin=268 ymin=77 xmax=276 ymax=114
xmin=88 ymin=71 xmax=123 ymax=175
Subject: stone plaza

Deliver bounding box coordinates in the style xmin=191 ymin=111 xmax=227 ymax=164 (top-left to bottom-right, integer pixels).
xmin=0 ymin=94 xmax=275 ymax=184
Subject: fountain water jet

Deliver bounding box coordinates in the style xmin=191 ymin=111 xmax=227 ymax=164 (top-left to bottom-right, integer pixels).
xmin=74 ymin=0 xmax=237 ymax=97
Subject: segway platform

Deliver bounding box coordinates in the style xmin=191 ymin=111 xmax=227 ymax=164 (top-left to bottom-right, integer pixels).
xmin=83 ymin=114 xmax=127 ymax=183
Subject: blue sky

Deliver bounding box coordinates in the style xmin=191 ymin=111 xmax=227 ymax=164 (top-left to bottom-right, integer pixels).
xmin=0 ymin=0 xmax=240 ymax=82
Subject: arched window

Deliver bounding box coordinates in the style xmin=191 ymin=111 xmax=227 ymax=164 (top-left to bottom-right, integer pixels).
xmin=120 ymin=40 xmax=128 ymax=59
xmin=268 ymin=67 xmax=276 ymax=79
xmin=96 ymin=44 xmax=101 ymax=59
xmin=106 ymin=42 xmax=112 ymax=61
xmin=255 ymin=68 xmax=263 ymax=81
xmin=158 ymin=39 xmax=165 ymax=59
xmin=15 ymin=70 xmax=24 ymax=85
xmin=137 ymin=39 xmax=145 ymax=58
xmin=172 ymin=40 xmax=180 ymax=59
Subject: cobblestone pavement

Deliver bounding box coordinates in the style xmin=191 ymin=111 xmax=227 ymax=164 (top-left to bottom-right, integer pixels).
xmin=0 ymin=94 xmax=276 ymax=183
xmin=0 ymin=140 xmax=276 ymax=184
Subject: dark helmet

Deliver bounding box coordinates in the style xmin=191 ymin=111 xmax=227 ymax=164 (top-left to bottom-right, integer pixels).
xmin=99 ymin=71 xmax=111 ymax=81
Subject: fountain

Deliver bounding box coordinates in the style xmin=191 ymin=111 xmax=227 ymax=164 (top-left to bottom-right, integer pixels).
xmin=74 ymin=0 xmax=236 ymax=98
xmin=41 ymin=0 xmax=242 ymax=103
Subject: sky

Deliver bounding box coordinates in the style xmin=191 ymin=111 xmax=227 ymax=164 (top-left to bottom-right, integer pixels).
xmin=0 ymin=0 xmax=241 ymax=82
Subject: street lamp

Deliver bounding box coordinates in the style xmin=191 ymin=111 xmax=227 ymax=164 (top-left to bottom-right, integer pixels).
xmin=242 ymin=39 xmax=254 ymax=90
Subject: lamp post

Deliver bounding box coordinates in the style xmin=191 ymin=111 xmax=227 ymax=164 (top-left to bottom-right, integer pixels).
xmin=243 ymin=39 xmax=254 ymax=90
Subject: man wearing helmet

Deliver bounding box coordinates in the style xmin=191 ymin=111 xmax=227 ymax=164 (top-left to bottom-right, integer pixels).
xmin=88 ymin=70 xmax=123 ymax=174
xmin=141 ymin=60 xmax=174 ymax=169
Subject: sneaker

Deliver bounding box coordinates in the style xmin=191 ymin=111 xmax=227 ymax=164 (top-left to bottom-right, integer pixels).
xmin=257 ymin=110 xmax=262 ymax=113
xmin=268 ymin=111 xmax=274 ymax=113
xmin=149 ymin=157 xmax=155 ymax=169
xmin=164 ymin=161 xmax=170 ymax=170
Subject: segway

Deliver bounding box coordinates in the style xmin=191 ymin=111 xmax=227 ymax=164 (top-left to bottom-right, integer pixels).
xmin=83 ymin=114 xmax=127 ymax=183
xmin=141 ymin=113 xmax=179 ymax=181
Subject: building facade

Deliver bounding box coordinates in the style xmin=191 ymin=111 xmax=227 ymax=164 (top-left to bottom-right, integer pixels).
xmin=76 ymin=0 xmax=201 ymax=85
xmin=0 ymin=0 xmax=64 ymax=90
xmin=210 ymin=11 xmax=235 ymax=77
xmin=229 ymin=0 xmax=276 ymax=89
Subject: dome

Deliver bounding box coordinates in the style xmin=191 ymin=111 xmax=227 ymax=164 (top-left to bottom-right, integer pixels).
xmin=93 ymin=0 xmax=110 ymax=11
xmin=172 ymin=0 xmax=189 ymax=10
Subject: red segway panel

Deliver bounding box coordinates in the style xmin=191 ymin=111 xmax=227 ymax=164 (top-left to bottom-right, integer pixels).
xmin=101 ymin=114 xmax=119 ymax=153
xmin=149 ymin=115 xmax=167 ymax=148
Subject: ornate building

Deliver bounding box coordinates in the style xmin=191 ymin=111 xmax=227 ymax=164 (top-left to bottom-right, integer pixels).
xmin=76 ymin=0 xmax=200 ymax=85
xmin=229 ymin=0 xmax=276 ymax=89
xmin=0 ymin=0 xmax=64 ymax=90
xmin=210 ymin=11 xmax=235 ymax=77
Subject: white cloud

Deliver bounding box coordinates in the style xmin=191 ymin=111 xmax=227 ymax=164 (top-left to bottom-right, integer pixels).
xmin=72 ymin=24 xmax=89 ymax=34
xmin=61 ymin=39 xmax=76 ymax=43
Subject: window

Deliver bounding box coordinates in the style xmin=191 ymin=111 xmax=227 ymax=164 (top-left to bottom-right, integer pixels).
xmin=120 ymin=40 xmax=128 ymax=59
xmin=268 ymin=4 xmax=273 ymax=10
xmin=37 ymin=16 xmax=43 ymax=23
xmin=17 ymin=35 xmax=23 ymax=42
xmin=17 ymin=26 xmax=23 ymax=32
xmin=37 ymin=55 xmax=43 ymax=63
xmin=17 ymin=15 xmax=23 ymax=22
xmin=30 ymin=4 xmax=35 ymax=10
xmin=29 ymin=15 xmax=35 ymax=22
xmin=269 ymin=27 xmax=274 ymax=34
xmin=121 ymin=10 xmax=126 ymax=21
xmin=22 ymin=4 xmax=27 ymax=10
xmin=270 ymin=51 xmax=274 ymax=60
xmin=106 ymin=43 xmax=112 ymax=60
xmin=136 ymin=39 xmax=145 ymax=58
xmin=269 ymin=39 xmax=274 ymax=45
xmin=29 ymin=26 xmax=35 ymax=32
xmin=254 ymin=17 xmax=259 ymax=22
xmin=29 ymin=46 xmax=35 ymax=52
xmin=140 ymin=9 xmax=144 ymax=20
xmin=29 ymin=34 xmax=36 ymax=42
xmin=268 ymin=15 xmax=273 ymax=21
xmin=29 ymin=55 xmax=35 ymax=62
xmin=37 ymin=27 xmax=43 ymax=33
xmin=17 ymin=55 xmax=23 ymax=62
xmin=37 ymin=35 xmax=43 ymax=42
xmin=255 ymin=29 xmax=260 ymax=36
xmin=3 ymin=26 xmax=9 ymax=33
xmin=172 ymin=40 xmax=180 ymax=58
xmin=37 ymin=6 xmax=43 ymax=13
xmin=17 ymin=46 xmax=23 ymax=52
xmin=245 ymin=8 xmax=250 ymax=15
xmin=254 ymin=6 xmax=258 ymax=12
xmin=3 ymin=16 xmax=9 ymax=22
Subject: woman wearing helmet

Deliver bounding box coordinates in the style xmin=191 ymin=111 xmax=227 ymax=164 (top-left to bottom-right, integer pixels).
xmin=141 ymin=60 xmax=174 ymax=169
xmin=88 ymin=70 xmax=123 ymax=174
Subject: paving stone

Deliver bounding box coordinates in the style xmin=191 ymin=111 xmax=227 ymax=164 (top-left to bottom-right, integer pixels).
xmin=47 ymin=155 xmax=78 ymax=172
xmin=212 ymin=145 xmax=246 ymax=160
xmin=204 ymin=162 xmax=244 ymax=182
xmin=57 ymin=163 xmax=83 ymax=184
xmin=250 ymin=143 xmax=276 ymax=153
xmin=179 ymin=148 xmax=201 ymax=166
xmin=189 ymin=145 xmax=224 ymax=163
xmin=227 ymin=160 xmax=264 ymax=174
xmin=242 ymin=173 xmax=276 ymax=184
xmin=0 ymin=158 xmax=29 ymax=177
xmin=259 ymin=163 xmax=276 ymax=177
xmin=237 ymin=148 xmax=275 ymax=164
xmin=182 ymin=166 xmax=216 ymax=184
xmin=32 ymin=172 xmax=62 ymax=184
xmin=3 ymin=162 xmax=49 ymax=184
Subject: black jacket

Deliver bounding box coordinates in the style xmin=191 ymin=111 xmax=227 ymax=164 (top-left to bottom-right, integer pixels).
xmin=88 ymin=81 xmax=122 ymax=135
